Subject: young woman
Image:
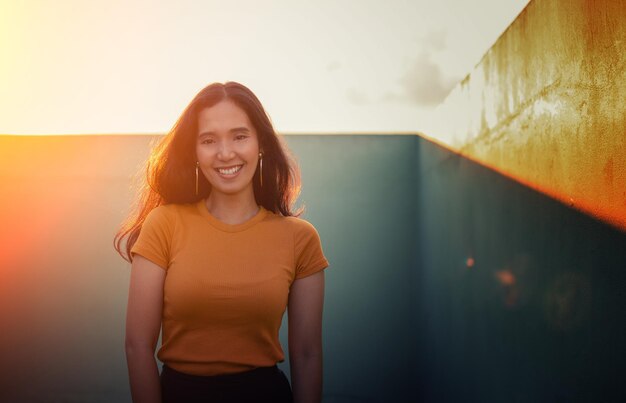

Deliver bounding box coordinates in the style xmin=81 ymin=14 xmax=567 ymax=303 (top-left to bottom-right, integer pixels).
xmin=115 ymin=82 xmax=329 ymax=403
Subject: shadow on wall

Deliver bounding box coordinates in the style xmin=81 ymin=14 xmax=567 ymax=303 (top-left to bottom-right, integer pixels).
xmin=413 ymin=137 xmax=626 ymax=403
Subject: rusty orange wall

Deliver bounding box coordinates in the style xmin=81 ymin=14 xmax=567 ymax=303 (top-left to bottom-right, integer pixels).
xmin=425 ymin=0 xmax=626 ymax=231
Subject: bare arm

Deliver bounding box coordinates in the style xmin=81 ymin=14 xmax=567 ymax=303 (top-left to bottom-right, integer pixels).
xmin=288 ymin=270 xmax=325 ymax=403
xmin=125 ymin=255 xmax=166 ymax=403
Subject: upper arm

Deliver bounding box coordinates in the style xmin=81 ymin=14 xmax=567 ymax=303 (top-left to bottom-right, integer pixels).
xmin=288 ymin=270 xmax=326 ymax=356
xmin=293 ymin=219 xmax=329 ymax=280
xmin=125 ymin=254 xmax=166 ymax=352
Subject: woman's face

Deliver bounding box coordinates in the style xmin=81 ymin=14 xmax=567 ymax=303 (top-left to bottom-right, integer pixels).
xmin=196 ymin=100 xmax=260 ymax=199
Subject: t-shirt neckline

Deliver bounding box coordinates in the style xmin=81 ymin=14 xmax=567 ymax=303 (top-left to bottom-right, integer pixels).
xmin=196 ymin=199 xmax=268 ymax=233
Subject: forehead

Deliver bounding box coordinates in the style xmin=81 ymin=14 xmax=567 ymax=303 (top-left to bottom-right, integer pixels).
xmin=197 ymin=100 xmax=253 ymax=132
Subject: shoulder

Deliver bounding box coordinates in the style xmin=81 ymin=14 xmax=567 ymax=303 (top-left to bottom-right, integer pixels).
xmin=278 ymin=216 xmax=324 ymax=246
xmin=143 ymin=203 xmax=188 ymax=228
xmin=279 ymin=215 xmax=320 ymax=234
xmin=150 ymin=202 xmax=197 ymax=215
xmin=145 ymin=204 xmax=176 ymax=221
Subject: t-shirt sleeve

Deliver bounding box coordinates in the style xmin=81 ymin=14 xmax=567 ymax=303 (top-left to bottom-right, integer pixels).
xmin=130 ymin=206 xmax=175 ymax=270
xmin=294 ymin=219 xmax=330 ymax=280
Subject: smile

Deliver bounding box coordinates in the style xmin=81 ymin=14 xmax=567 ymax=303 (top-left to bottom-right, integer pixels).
xmin=215 ymin=165 xmax=243 ymax=175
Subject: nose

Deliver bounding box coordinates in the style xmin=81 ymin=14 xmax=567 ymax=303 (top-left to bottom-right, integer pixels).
xmin=217 ymin=141 xmax=235 ymax=160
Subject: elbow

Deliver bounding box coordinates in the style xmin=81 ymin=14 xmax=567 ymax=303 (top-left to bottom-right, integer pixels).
xmin=125 ymin=338 xmax=156 ymax=357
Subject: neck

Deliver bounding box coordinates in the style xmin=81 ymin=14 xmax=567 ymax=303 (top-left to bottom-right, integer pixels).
xmin=205 ymin=191 xmax=259 ymax=225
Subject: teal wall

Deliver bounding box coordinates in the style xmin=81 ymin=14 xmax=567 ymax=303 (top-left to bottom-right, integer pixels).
xmin=414 ymin=138 xmax=626 ymax=402
xmin=1 ymin=134 xmax=625 ymax=402
xmin=281 ymin=135 xmax=417 ymax=402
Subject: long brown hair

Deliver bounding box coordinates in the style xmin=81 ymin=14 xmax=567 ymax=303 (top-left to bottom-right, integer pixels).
xmin=114 ymin=81 xmax=302 ymax=262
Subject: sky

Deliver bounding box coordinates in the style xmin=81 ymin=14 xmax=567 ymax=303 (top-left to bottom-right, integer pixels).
xmin=0 ymin=0 xmax=529 ymax=135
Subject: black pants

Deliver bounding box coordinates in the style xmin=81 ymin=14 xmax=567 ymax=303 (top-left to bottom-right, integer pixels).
xmin=160 ymin=364 xmax=294 ymax=403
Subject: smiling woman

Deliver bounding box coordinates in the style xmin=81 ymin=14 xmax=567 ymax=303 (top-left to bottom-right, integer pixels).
xmin=114 ymin=82 xmax=329 ymax=403
xmin=196 ymin=100 xmax=261 ymax=203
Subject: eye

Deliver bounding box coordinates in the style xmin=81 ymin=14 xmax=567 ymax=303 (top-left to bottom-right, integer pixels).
xmin=200 ymin=138 xmax=215 ymax=144
xmin=235 ymin=134 xmax=248 ymax=141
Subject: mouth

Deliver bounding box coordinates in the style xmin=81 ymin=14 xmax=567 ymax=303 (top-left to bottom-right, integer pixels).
xmin=214 ymin=164 xmax=244 ymax=176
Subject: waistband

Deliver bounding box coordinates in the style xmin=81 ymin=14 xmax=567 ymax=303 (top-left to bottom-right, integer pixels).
xmin=161 ymin=364 xmax=280 ymax=384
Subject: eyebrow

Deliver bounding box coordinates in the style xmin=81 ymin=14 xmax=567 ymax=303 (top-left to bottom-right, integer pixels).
xmin=198 ymin=127 xmax=250 ymax=138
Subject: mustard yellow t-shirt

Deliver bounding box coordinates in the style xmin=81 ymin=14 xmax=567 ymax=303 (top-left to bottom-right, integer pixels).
xmin=130 ymin=199 xmax=329 ymax=376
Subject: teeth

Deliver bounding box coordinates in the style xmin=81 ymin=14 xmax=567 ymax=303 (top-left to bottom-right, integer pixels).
xmin=217 ymin=165 xmax=242 ymax=175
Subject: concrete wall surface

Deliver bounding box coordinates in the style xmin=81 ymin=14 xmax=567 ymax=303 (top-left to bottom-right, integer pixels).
xmin=414 ymin=137 xmax=626 ymax=402
xmin=427 ymin=0 xmax=626 ymax=232
xmin=1 ymin=134 xmax=625 ymax=402
xmin=0 ymin=134 xmax=417 ymax=402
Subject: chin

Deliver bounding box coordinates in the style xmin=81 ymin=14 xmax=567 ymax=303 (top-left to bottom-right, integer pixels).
xmin=210 ymin=183 xmax=255 ymax=197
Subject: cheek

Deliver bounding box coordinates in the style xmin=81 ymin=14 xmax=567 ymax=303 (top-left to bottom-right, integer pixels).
xmin=247 ymin=139 xmax=261 ymax=157
xmin=196 ymin=146 xmax=213 ymax=163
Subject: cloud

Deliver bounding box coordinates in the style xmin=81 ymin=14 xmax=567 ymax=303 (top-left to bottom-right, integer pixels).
xmin=384 ymin=51 xmax=459 ymax=107
xmin=382 ymin=30 xmax=459 ymax=107
xmin=345 ymin=31 xmax=458 ymax=108
xmin=421 ymin=30 xmax=447 ymax=52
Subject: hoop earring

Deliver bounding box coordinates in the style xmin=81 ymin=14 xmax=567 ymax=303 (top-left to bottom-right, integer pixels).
xmin=258 ymin=152 xmax=263 ymax=187
xmin=195 ymin=161 xmax=199 ymax=195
